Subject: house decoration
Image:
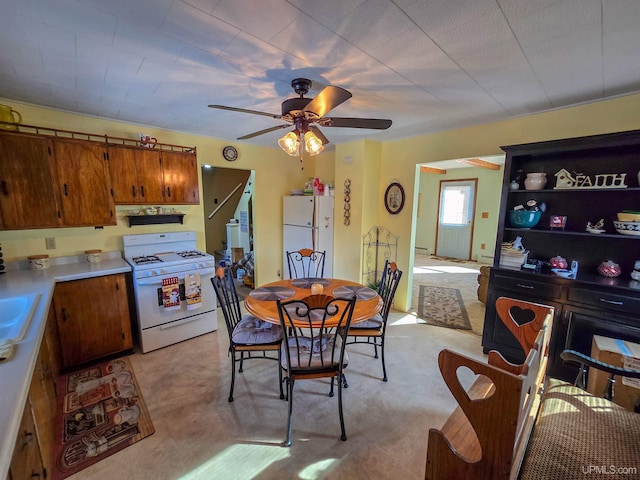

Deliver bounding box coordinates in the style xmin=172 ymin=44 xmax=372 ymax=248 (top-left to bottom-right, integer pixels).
xmin=344 ymin=179 xmax=351 ymax=226
xmin=550 ymin=215 xmax=567 ymax=230
xmin=554 ymin=168 xmax=628 ymax=189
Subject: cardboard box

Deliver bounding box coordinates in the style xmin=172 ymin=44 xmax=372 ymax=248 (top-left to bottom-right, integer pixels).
xmin=231 ymin=247 xmax=244 ymax=264
xmin=587 ymin=335 xmax=640 ymax=411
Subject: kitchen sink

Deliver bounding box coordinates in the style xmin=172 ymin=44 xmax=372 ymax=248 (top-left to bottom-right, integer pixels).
xmin=0 ymin=293 xmax=40 ymax=342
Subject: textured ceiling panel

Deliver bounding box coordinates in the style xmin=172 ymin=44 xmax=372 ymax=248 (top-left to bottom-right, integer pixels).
xmin=0 ymin=0 xmax=638 ymax=148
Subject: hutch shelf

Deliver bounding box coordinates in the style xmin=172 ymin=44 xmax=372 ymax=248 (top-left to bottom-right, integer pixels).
xmin=482 ymin=129 xmax=640 ymax=382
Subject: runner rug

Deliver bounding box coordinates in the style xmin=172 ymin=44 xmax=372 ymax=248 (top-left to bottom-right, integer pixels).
xmin=53 ymin=356 xmax=154 ymax=479
xmin=418 ymin=285 xmax=472 ymax=330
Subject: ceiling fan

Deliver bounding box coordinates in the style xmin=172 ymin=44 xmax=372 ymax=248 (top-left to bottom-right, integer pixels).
xmin=208 ymin=78 xmax=392 ymax=156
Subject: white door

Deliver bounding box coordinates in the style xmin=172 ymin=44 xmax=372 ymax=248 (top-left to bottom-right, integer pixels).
xmin=436 ymin=180 xmax=477 ymax=259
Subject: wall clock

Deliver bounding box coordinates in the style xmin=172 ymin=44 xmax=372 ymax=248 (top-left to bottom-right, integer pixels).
xmin=222 ymin=145 xmax=238 ymax=162
xmin=384 ymin=182 xmax=405 ymax=215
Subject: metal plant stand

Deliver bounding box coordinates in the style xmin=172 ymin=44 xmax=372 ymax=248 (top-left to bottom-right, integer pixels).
xmin=362 ymin=226 xmax=398 ymax=288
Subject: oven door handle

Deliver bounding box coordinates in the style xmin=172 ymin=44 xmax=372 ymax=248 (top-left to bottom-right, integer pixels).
xmin=159 ymin=316 xmax=205 ymax=330
xmin=136 ymin=268 xmax=215 ymax=286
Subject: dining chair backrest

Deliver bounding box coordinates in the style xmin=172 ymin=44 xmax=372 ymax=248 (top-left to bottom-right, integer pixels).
xmin=277 ymin=294 xmax=356 ymax=371
xmin=494 ymin=297 xmax=554 ymax=355
xmin=286 ymin=249 xmax=326 ymax=279
xmin=377 ymin=260 xmax=403 ymax=323
xmin=211 ymin=266 xmax=243 ymax=339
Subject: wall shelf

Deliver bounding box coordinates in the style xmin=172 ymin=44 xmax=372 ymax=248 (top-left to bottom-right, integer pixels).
xmin=126 ymin=214 xmax=185 ymax=227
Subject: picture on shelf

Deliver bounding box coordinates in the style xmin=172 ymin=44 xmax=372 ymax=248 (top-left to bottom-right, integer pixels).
xmin=549 ymin=215 xmax=567 ymax=230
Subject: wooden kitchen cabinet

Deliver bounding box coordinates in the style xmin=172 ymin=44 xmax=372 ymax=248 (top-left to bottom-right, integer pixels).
xmin=52 ymin=139 xmax=116 ymax=227
xmin=9 ymin=305 xmax=60 ymax=480
xmin=108 ymin=145 xmax=164 ymax=204
xmin=53 ymin=273 xmax=133 ymax=369
xmin=0 ymin=131 xmax=61 ymax=229
xmin=9 ymin=400 xmax=45 ymax=480
xmin=161 ymin=150 xmax=200 ymax=204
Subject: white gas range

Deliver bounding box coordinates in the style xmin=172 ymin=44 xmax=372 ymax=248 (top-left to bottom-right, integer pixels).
xmin=123 ymin=231 xmax=217 ymax=353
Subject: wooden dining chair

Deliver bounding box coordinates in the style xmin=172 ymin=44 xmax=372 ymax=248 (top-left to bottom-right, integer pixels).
xmin=488 ymin=297 xmax=554 ymax=376
xmin=211 ymin=267 xmax=283 ymax=402
xmin=345 ymin=260 xmax=403 ymax=381
xmin=286 ymin=248 xmax=326 ymax=278
xmin=277 ymin=293 xmax=356 ymax=447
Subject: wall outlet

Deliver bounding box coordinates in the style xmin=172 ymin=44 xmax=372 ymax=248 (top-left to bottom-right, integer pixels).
xmin=481 ymin=243 xmax=486 ymax=250
xmin=45 ymin=237 xmax=56 ymax=249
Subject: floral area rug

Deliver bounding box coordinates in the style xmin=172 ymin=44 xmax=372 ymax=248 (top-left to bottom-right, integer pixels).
xmin=53 ymin=356 xmax=154 ymax=479
xmin=418 ymin=285 xmax=472 ymax=330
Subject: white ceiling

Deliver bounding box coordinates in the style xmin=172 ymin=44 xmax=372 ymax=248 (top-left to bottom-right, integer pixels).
xmin=1 ymin=0 xmax=640 ymax=150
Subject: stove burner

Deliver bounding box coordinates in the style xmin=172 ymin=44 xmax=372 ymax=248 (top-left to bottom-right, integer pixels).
xmin=176 ymin=250 xmax=207 ymax=259
xmin=131 ymin=255 xmax=163 ymax=265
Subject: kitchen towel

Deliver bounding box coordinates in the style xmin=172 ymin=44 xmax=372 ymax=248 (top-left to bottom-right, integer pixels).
xmin=161 ymin=276 xmax=180 ymax=311
xmin=185 ymin=272 xmax=202 ymax=310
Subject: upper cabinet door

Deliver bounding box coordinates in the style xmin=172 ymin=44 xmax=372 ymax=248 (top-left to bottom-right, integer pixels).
xmin=53 ymin=139 xmax=116 ymax=226
xmin=108 ymin=146 xmax=164 ymax=204
xmin=161 ymin=150 xmax=200 ymax=204
xmin=0 ymin=132 xmax=61 ymax=229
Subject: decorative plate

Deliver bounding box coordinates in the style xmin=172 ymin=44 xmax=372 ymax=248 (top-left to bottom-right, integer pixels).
xmin=384 ymin=182 xmax=405 ymax=214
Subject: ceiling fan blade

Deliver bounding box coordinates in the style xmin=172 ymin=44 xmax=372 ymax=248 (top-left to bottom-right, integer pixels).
xmin=302 ymin=86 xmax=352 ymax=118
xmin=208 ymin=104 xmax=281 ymax=119
xmin=324 ymin=117 xmax=392 ymax=130
xmin=309 ymin=125 xmax=330 ymax=145
xmin=237 ymin=124 xmax=291 ymax=140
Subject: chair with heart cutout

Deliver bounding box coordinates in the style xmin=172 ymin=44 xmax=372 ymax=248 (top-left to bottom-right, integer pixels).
xmin=487 ymin=297 xmax=554 ymax=376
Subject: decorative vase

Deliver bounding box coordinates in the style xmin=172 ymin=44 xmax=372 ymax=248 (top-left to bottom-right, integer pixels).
xmin=597 ymin=260 xmax=622 ymax=278
xmin=510 ymin=180 xmax=520 ymax=191
xmin=549 ymin=256 xmax=568 ymax=270
xmin=524 ymin=172 xmax=547 ymax=190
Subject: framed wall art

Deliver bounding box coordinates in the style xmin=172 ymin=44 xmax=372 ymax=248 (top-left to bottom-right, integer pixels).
xmin=384 ymin=182 xmax=405 ymax=215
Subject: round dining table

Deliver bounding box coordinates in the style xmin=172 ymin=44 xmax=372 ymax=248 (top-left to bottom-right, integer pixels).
xmin=245 ymin=277 xmax=382 ymax=327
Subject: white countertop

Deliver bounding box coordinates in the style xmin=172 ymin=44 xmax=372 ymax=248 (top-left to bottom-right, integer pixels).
xmin=0 ymin=255 xmax=131 ymax=478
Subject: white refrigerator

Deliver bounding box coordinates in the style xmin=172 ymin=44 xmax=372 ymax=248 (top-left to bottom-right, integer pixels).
xmin=283 ymin=196 xmax=334 ymax=279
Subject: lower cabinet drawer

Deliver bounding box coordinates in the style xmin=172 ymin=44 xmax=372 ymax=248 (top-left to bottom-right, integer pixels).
xmin=10 ymin=403 xmax=44 ymax=480
xmin=491 ymin=272 xmax=563 ymax=299
xmin=568 ymin=287 xmax=640 ymax=316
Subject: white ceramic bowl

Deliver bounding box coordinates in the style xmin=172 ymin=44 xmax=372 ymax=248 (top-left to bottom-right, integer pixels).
xmin=613 ymin=220 xmax=640 ymax=236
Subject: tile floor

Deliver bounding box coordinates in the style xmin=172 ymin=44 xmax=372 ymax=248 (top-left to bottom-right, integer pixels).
xmin=67 ymin=256 xmax=487 ymax=480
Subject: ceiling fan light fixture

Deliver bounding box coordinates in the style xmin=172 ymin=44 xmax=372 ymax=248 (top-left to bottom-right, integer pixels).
xmin=278 ymin=131 xmax=300 ymax=156
xmin=304 ymin=131 xmax=324 ymax=156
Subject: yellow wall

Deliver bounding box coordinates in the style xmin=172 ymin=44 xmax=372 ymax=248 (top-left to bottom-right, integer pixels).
xmin=0 ymin=98 xmax=314 ymax=286
xmin=416 ymin=166 xmax=503 ymax=263
xmin=372 ymin=93 xmax=640 ymax=310
xmin=3 ymin=92 xmax=640 ymax=311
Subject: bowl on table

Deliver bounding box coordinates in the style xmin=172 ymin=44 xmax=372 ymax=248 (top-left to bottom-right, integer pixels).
xmin=613 ymin=220 xmax=640 ymax=236
xmin=509 ymin=210 xmax=542 ymax=229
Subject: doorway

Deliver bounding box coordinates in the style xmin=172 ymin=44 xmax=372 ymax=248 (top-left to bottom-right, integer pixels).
xmin=435 ymin=179 xmax=477 ymax=260
xmin=201 ymin=166 xmax=254 ymax=266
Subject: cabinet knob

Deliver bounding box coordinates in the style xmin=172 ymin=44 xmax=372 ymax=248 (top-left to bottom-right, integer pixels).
xmin=61 ymin=307 xmax=67 ymax=321
xmin=0 ymin=180 xmax=7 ymax=196
xmin=63 ymin=183 xmax=69 ymax=196
xmin=167 ymin=186 xmax=171 ymax=198
xmin=140 ymin=185 xmax=145 ymax=198
xmin=131 ymin=185 xmax=136 ymax=197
